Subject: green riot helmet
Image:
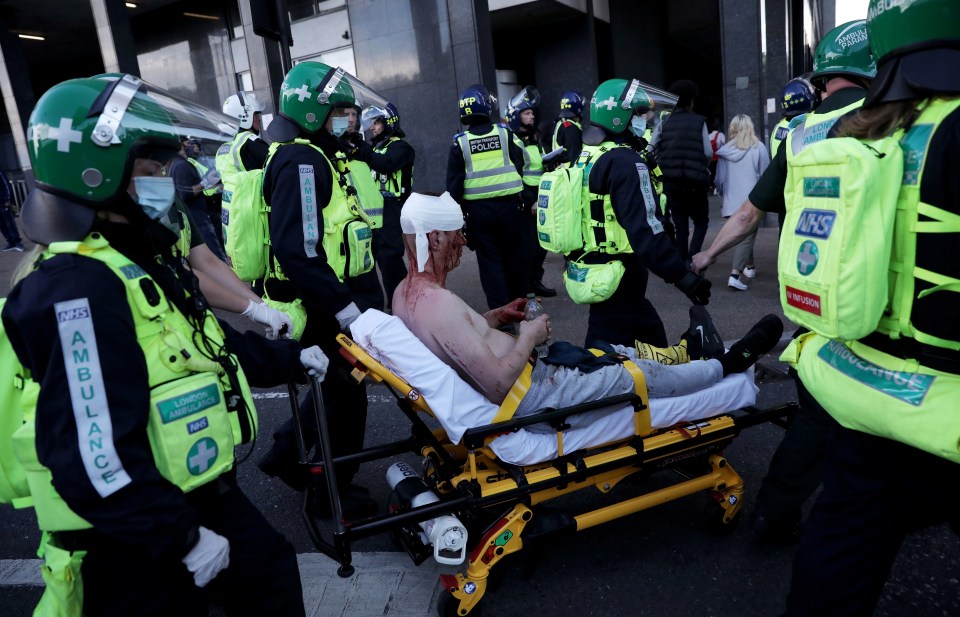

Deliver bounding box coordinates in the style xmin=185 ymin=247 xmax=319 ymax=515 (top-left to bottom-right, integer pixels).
xmin=864 ymin=0 xmax=960 ymax=107
xmin=811 ymin=20 xmax=877 ymax=90
xmin=589 ymin=79 xmax=677 ymax=135
xmin=23 ymin=74 xmax=233 ymax=244
xmin=268 ymin=63 xmax=388 ymax=142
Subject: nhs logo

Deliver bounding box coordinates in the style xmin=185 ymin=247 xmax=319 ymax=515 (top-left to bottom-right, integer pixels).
xmin=795 ymin=209 xmax=835 ymax=239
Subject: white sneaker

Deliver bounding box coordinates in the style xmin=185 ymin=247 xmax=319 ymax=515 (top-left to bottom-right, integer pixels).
xmin=742 ymin=266 xmax=756 ymax=279
xmin=728 ymin=275 xmax=748 ymax=291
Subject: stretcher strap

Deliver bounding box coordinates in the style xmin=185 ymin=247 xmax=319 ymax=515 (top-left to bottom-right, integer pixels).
xmin=587 ymin=349 xmax=651 ymax=436
xmin=493 ymin=360 xmax=534 ymax=423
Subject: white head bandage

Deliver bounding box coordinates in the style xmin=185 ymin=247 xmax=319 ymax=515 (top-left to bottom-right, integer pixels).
xmin=400 ymin=192 xmax=465 ymax=272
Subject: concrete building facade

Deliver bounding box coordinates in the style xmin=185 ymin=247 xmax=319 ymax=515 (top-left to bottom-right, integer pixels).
xmin=0 ymin=0 xmax=832 ymax=198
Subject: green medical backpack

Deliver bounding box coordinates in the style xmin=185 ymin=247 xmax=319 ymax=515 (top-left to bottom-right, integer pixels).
xmin=780 ymin=132 xmax=904 ymax=340
xmin=0 ymin=298 xmax=31 ymax=508
xmin=536 ymin=165 xmax=585 ymax=254
xmin=222 ymin=166 xmax=271 ymax=282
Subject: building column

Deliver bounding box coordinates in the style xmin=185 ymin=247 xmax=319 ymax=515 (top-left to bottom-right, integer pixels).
xmin=0 ymin=27 xmax=37 ymax=180
xmin=236 ymin=0 xmax=287 ymax=117
xmin=719 ymin=0 xmax=764 ymax=132
xmin=89 ymin=0 xmax=140 ymax=75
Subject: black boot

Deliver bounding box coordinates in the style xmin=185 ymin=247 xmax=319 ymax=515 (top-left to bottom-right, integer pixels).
xmin=532 ymin=281 xmax=557 ymax=298
xmin=720 ymin=314 xmax=784 ymax=376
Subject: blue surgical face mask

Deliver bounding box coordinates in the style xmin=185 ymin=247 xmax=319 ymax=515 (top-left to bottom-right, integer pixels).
xmin=132 ymin=176 xmax=176 ymax=221
xmin=331 ymin=116 xmax=349 ymax=137
xmin=629 ymin=116 xmax=647 ymax=139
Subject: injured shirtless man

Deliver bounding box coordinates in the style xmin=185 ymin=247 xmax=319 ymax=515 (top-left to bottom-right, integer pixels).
xmin=392 ymin=192 xmax=783 ymax=424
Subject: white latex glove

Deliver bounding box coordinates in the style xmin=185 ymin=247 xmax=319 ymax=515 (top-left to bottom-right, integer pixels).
xmin=199 ymin=168 xmax=221 ymax=190
xmin=181 ymin=526 xmax=230 ymax=588
xmin=242 ymin=300 xmax=293 ymax=339
xmin=335 ymin=301 xmax=361 ymax=331
xmin=299 ymin=346 xmax=329 ymax=381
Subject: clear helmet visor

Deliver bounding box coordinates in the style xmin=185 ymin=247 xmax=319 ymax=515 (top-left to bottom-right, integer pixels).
xmin=320 ymin=67 xmax=389 ymax=111
xmin=631 ymin=80 xmax=679 ymax=115
xmin=91 ymin=73 xmax=238 ymax=152
xmin=507 ymin=86 xmax=541 ymax=111
xmin=359 ymin=105 xmax=388 ymax=140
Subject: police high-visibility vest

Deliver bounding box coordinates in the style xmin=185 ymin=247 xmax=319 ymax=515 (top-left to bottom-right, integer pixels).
xmin=456 ymin=125 xmax=523 ymax=200
xmin=186 ymin=157 xmax=220 ymax=197
xmin=521 ymin=142 xmax=544 ymax=187
xmin=215 ymin=131 xmax=256 ymax=202
xmin=787 ymin=100 xmax=863 ymax=157
xmin=553 ymin=119 xmax=582 ymax=153
xmin=372 ymin=136 xmax=410 ymax=199
xmin=265 ymin=139 xmax=375 ymax=283
xmin=11 ymin=234 xmax=256 ymax=531
xmin=769 ymin=117 xmax=791 ymax=158
xmin=784 ymin=98 xmax=960 ymax=463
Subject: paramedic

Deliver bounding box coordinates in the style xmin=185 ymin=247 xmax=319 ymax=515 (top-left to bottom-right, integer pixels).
xmin=393 ymin=192 xmax=781 ymax=419
xmin=649 ymin=80 xmax=712 ymax=263
xmin=574 ymin=78 xmax=711 ymax=348
xmin=216 ymin=91 xmax=269 ymax=203
xmin=783 ymin=2 xmax=960 ymax=614
xmin=257 ymin=62 xmax=385 ymax=518
xmin=691 ymin=20 xmax=876 ymax=544
xmin=2 ymin=74 xmax=327 ymax=616
xmin=447 ymin=84 xmax=529 ymax=310
xmin=506 ymin=85 xmax=556 ymax=298
xmin=354 ymin=102 xmax=415 ymax=310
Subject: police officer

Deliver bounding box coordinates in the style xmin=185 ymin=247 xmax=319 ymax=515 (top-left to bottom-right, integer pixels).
xmin=257 ymin=63 xmax=385 ymax=517
xmin=553 ymin=89 xmax=585 ymax=166
xmin=355 ymin=102 xmax=415 ymax=310
xmin=216 ymin=91 xmax=269 ymax=203
xmin=2 ymin=74 xmax=326 ymax=616
xmin=576 ymin=78 xmax=711 ymax=348
xmin=783 ymin=3 xmax=960 ymax=613
xmin=447 ymin=84 xmax=529 ymax=310
xmin=506 ymin=86 xmax=556 ymax=298
xmin=769 ymin=76 xmax=818 ymax=158
xmin=692 ymin=21 xmax=876 ymax=544
xmin=168 ymin=136 xmax=227 ymax=261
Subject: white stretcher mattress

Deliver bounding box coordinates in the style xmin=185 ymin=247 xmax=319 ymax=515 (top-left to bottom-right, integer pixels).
xmin=350 ymin=310 xmax=758 ymax=465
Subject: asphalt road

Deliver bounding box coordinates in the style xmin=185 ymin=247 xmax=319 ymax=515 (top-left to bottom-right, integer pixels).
xmin=2 ymin=197 xmax=958 ymax=616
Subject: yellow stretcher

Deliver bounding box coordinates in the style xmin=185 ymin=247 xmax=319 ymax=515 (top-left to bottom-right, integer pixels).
xmin=295 ymin=334 xmax=796 ymax=617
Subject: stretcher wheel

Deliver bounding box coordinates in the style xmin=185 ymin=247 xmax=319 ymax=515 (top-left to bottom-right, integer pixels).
xmin=703 ymin=499 xmax=741 ymax=535
xmin=437 ymin=590 xmax=481 ymax=617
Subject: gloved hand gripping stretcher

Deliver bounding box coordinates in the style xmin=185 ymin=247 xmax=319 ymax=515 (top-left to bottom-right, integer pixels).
xmin=297 ymin=309 xmax=796 ymax=616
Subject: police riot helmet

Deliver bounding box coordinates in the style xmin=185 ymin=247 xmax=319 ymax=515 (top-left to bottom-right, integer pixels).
xmin=811 ymin=20 xmax=877 ymax=90
xmin=506 ymin=86 xmax=540 ymax=130
xmin=268 ymin=63 xmax=388 ymax=142
xmin=360 ymin=102 xmax=401 ymax=140
xmin=459 ymin=84 xmax=496 ymax=123
xmin=23 ymin=74 xmax=234 ymax=244
xmin=863 ymin=0 xmax=960 ymax=107
xmin=589 ymin=79 xmax=678 ymax=135
xmin=779 ymin=76 xmax=818 ymax=116
xmin=222 ymin=91 xmax=265 ymax=130
xmin=557 ymin=90 xmax=585 ymax=119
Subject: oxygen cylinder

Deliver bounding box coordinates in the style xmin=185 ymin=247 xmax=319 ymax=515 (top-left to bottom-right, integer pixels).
xmin=386 ymin=462 xmax=468 ymax=565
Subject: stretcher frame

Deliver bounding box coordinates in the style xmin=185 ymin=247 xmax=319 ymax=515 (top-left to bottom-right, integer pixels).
xmin=293 ymin=334 xmax=797 ymax=616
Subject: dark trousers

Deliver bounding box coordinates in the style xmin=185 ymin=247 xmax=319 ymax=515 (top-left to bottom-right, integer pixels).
xmin=0 ymin=205 xmax=21 ymax=245
xmin=753 ymin=371 xmax=832 ymax=527
xmin=465 ymin=198 xmax=528 ymax=309
xmin=63 ymin=483 xmax=304 ymax=617
xmin=373 ymin=196 xmax=408 ymax=310
xmin=523 ymin=207 xmax=547 ymax=288
xmin=665 ymin=183 xmax=709 ymax=261
xmin=584 ymin=260 xmax=668 ymax=348
xmin=784 ymin=426 xmax=960 ymax=616
xmin=185 ymin=199 xmax=227 ymax=262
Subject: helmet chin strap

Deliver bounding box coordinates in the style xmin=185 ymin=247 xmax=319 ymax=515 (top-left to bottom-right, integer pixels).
xmin=92 ymin=74 xmax=142 ymax=147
